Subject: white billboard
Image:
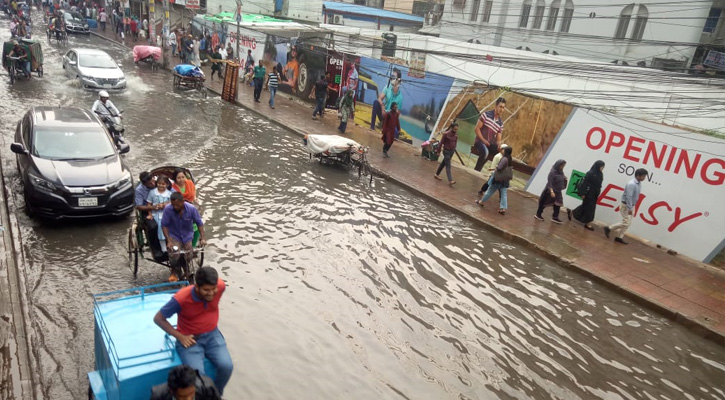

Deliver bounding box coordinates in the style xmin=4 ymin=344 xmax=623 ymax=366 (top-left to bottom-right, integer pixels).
xmin=224 ymin=24 xmax=266 ymax=67
xmin=525 ymin=108 xmax=725 ymax=262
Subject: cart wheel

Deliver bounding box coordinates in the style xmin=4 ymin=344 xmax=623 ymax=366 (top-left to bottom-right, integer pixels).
xmin=46 ymin=30 xmax=50 ymax=43
xmin=197 ymin=249 xmax=204 ymax=268
xmin=200 ymin=87 xmax=207 ymax=99
xmin=151 ymin=61 xmax=158 ymax=72
xmin=128 ymin=228 xmax=139 ymax=277
xmin=9 ymin=70 xmax=15 ymax=85
xmin=37 ymin=65 xmax=43 ymax=77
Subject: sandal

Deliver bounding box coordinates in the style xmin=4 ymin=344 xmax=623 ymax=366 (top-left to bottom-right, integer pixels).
xmin=584 ymin=225 xmax=594 ymax=231
xmin=448 ymin=181 xmax=456 ymax=186
xmin=498 ymin=209 xmax=506 ymax=215
xmin=433 ymin=174 xmax=442 ymax=180
xmin=475 ymin=200 xmax=484 ymax=207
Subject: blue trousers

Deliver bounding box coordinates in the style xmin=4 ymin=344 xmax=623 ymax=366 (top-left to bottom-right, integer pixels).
xmin=312 ymin=97 xmax=325 ymax=117
xmin=176 ymin=328 xmax=234 ymax=395
xmin=479 ymin=182 xmax=508 ymax=210
xmin=269 ymin=86 xmax=277 ymax=107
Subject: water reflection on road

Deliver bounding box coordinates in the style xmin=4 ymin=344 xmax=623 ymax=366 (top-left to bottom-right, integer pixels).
xmin=0 ymin=14 xmax=723 ymax=400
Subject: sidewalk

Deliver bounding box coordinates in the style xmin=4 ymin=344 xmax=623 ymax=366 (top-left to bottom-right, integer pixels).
xmin=95 ymin=30 xmax=725 ymax=343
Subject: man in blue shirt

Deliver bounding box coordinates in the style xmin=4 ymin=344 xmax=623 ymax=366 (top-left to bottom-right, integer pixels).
xmin=604 ymin=168 xmax=647 ymax=244
xmin=161 ymin=192 xmax=207 ymax=280
xmin=135 ymin=171 xmax=164 ymax=260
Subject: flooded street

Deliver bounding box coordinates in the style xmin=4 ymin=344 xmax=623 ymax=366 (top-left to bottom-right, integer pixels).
xmin=1 ymin=14 xmax=724 ymax=400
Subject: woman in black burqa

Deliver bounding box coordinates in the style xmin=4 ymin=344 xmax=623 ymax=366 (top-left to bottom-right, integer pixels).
xmin=535 ymin=159 xmax=568 ymax=223
xmin=569 ymin=160 xmax=605 ymax=230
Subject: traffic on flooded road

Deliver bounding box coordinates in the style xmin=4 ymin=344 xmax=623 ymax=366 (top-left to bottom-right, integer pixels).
xmin=1 ymin=9 xmax=724 ymax=400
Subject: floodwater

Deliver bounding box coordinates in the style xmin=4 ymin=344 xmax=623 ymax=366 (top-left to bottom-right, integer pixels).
xmin=1 ymin=14 xmax=724 ymax=400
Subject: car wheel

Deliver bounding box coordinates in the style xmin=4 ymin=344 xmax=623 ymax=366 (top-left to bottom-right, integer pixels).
xmin=23 ymin=189 xmax=34 ymax=218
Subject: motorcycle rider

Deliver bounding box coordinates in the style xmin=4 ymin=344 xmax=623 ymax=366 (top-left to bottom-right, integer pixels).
xmin=92 ymin=91 xmax=124 ymax=143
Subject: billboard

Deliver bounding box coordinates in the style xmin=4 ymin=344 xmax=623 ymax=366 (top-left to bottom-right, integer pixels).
xmin=353 ymin=57 xmax=454 ymax=146
xmin=526 ymin=108 xmax=725 ymax=262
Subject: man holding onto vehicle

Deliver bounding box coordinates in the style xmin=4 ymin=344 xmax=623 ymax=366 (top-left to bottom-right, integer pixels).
xmin=135 ymin=171 xmax=165 ymax=261
xmin=153 ymin=266 xmax=232 ymax=396
xmin=161 ymin=192 xmax=206 ymax=281
xmin=7 ymin=41 xmax=30 ymax=78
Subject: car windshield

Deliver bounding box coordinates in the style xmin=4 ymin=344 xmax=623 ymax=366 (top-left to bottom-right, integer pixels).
xmin=79 ymin=53 xmax=117 ymax=69
xmin=64 ymin=13 xmax=84 ymax=23
xmin=33 ymin=127 xmax=116 ymax=160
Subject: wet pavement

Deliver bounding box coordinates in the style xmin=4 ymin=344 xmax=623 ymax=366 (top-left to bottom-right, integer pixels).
xmin=0 ymin=13 xmax=723 ymax=400
xmin=153 ymin=36 xmax=725 ymax=341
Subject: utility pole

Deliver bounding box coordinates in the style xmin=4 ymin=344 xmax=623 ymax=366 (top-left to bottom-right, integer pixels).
xmin=234 ymin=0 xmax=242 ymax=63
xmin=162 ymin=0 xmax=169 ymax=67
xmin=148 ymin=0 xmax=155 ymax=44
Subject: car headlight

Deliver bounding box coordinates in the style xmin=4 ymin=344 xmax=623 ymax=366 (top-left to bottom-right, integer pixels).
xmin=80 ymin=75 xmax=95 ymax=82
xmin=114 ymin=172 xmax=132 ymax=189
xmin=28 ymin=172 xmax=57 ymax=192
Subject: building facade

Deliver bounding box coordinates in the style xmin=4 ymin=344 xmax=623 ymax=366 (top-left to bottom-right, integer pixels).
xmin=430 ymin=0 xmax=715 ymax=69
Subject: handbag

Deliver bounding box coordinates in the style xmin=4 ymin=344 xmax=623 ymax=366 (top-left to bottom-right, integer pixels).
xmin=493 ymin=166 xmax=513 ymax=182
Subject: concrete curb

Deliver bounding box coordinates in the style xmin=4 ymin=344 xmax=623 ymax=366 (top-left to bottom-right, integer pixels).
xmin=0 ymin=159 xmax=41 ymax=398
xmin=91 ymin=31 xmax=725 ymax=345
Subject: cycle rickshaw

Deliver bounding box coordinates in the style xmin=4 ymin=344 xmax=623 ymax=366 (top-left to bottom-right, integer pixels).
xmin=172 ymin=64 xmax=208 ymax=98
xmin=128 ymin=166 xmax=204 ymax=281
xmin=2 ymin=38 xmax=44 ymax=84
xmin=133 ymin=45 xmax=161 ymax=71
xmin=303 ymin=134 xmax=373 ymax=183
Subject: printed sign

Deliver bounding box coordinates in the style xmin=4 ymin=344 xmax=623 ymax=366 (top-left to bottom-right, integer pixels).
xmin=525 ymin=108 xmax=725 ymax=262
xmin=185 ymin=0 xmax=200 ymax=9
xmin=704 ymin=50 xmax=725 ymax=71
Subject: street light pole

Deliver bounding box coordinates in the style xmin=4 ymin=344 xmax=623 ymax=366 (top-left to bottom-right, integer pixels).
xmin=235 ymin=0 xmax=242 ymax=63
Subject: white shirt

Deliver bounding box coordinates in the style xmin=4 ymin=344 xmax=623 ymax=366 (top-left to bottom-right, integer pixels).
xmin=91 ymin=99 xmax=120 ymax=117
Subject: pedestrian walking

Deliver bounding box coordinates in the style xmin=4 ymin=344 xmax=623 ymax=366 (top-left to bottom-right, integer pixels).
xmin=381 ymin=102 xmax=400 ymax=158
xmin=130 ymin=18 xmax=137 ymax=42
xmin=473 ymin=97 xmax=505 ymax=172
xmin=310 ymin=73 xmax=329 ymax=119
xmin=534 ymin=159 xmax=568 ymax=224
xmin=604 ymin=168 xmax=648 ymax=244
xmin=337 ymin=88 xmax=354 ymax=133
xmin=570 ymin=160 xmax=605 ymax=230
xmin=99 ymin=8 xmax=107 ymax=31
xmin=433 ymin=121 xmax=459 ymax=186
xmin=475 ymin=146 xmax=513 ymax=214
xmin=477 ymin=144 xmax=509 ymax=197
xmin=252 ymin=61 xmax=266 ymax=102
xmin=168 ymin=29 xmax=177 ymax=57
xmin=209 ymin=46 xmax=223 ymax=81
xmin=267 ymin=67 xmax=279 ymax=109
xmin=225 ymin=43 xmax=234 ymax=61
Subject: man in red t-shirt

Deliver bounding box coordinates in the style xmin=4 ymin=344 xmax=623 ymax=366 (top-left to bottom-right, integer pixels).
xmin=154 ymin=267 xmax=233 ymax=395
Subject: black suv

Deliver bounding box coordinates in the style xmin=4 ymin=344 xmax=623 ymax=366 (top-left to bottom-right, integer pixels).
xmin=10 ymin=107 xmax=134 ymax=219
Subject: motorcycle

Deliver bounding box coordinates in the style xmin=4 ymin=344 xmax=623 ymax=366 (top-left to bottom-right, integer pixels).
xmin=97 ymin=111 xmax=127 ymax=149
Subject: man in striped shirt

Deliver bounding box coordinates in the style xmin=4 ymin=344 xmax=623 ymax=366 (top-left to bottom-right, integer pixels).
xmin=267 ymin=68 xmax=280 ymax=109
xmin=474 ymin=97 xmax=506 ymax=171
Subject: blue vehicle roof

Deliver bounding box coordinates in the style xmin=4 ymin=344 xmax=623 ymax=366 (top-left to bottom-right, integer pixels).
xmin=322 ymin=1 xmax=424 ymax=25
xmin=93 ymin=284 xmax=184 ymax=381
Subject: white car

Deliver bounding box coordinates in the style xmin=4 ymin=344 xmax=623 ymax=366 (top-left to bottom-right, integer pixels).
xmin=62 ymin=49 xmax=127 ymax=90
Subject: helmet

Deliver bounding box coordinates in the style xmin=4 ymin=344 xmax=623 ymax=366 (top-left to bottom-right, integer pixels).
xmin=98 ymin=90 xmax=109 ymax=98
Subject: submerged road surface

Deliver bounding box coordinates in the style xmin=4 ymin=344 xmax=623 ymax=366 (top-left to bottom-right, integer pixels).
xmin=0 ymin=14 xmax=723 ymax=400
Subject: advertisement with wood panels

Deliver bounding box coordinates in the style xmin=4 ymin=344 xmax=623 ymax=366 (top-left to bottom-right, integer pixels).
xmin=525 ymin=108 xmax=725 ymax=262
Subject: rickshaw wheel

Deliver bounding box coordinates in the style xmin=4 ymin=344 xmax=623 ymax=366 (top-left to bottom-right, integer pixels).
xmin=37 ymin=65 xmax=43 ymax=77
xmin=151 ymin=61 xmax=158 ymax=72
xmin=9 ymin=70 xmax=14 ymax=85
xmin=128 ymin=228 xmax=139 ymax=277
xmin=200 ymin=87 xmax=207 ymax=99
